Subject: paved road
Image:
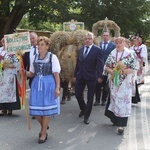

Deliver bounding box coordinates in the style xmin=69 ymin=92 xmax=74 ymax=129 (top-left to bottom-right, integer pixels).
xmin=0 ymin=71 xmax=150 ymax=150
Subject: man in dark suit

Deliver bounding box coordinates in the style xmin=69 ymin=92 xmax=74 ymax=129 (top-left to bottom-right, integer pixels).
xmin=74 ymin=32 xmax=104 ymax=124
xmin=94 ymin=31 xmax=116 ymax=106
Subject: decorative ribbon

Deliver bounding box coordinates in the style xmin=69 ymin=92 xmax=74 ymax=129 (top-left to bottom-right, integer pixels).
xmin=38 ymin=75 xmax=43 ymax=91
xmin=0 ymin=63 xmax=2 ymax=76
xmin=113 ymin=70 xmax=119 ymax=86
xmin=17 ymin=53 xmax=30 ymax=130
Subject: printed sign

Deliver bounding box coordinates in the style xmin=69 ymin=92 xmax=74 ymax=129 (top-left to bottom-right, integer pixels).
xmin=4 ymin=32 xmax=31 ymax=53
xmin=63 ymin=20 xmax=84 ymax=32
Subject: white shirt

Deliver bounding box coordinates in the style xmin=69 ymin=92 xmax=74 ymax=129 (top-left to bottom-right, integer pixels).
xmin=30 ymin=45 xmax=38 ymax=65
xmin=130 ymin=45 xmax=145 ymax=58
xmin=102 ymin=41 xmax=110 ymax=50
xmin=83 ymin=44 xmax=93 ymax=55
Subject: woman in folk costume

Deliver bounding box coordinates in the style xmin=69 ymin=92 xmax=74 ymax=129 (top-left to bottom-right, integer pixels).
xmin=125 ymin=39 xmax=140 ymax=104
xmin=0 ymin=38 xmax=21 ymax=116
xmin=104 ymin=37 xmax=137 ymax=134
xmin=25 ymin=36 xmax=61 ymax=144
xmin=130 ymin=36 xmax=146 ymax=85
xmin=138 ymin=37 xmax=149 ymax=74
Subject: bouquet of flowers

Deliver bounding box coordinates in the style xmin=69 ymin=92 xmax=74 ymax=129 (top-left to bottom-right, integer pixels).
xmin=110 ymin=61 xmax=126 ymax=86
xmin=1 ymin=60 xmax=11 ymax=69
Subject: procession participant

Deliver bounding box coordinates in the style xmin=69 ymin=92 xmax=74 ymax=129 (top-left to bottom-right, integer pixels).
xmin=138 ymin=37 xmax=149 ymax=74
xmin=104 ymin=37 xmax=137 ymax=134
xmin=0 ymin=38 xmax=21 ymax=116
xmin=74 ymin=32 xmax=104 ymax=124
xmin=125 ymin=38 xmax=140 ymax=104
xmin=23 ymin=32 xmax=38 ymax=87
xmin=25 ymin=36 xmax=61 ymax=144
xmin=94 ymin=30 xmax=116 ymax=106
xmin=23 ymin=32 xmax=38 ymax=119
xmin=130 ymin=36 xmax=145 ymax=85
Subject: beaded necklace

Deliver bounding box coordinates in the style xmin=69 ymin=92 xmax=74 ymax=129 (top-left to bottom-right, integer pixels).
xmin=116 ymin=50 xmax=124 ymax=62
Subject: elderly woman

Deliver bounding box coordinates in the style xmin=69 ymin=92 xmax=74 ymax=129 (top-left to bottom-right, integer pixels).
xmin=26 ymin=36 xmax=61 ymax=144
xmin=0 ymin=38 xmax=21 ymax=115
xmin=125 ymin=38 xmax=141 ymax=104
xmin=104 ymin=37 xmax=137 ymax=134
xmin=130 ymin=36 xmax=145 ymax=85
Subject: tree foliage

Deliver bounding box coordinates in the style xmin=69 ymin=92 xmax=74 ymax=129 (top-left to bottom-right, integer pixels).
xmin=72 ymin=0 xmax=150 ymax=39
xmin=0 ymin=0 xmax=73 ymax=39
xmin=0 ymin=0 xmax=149 ymax=40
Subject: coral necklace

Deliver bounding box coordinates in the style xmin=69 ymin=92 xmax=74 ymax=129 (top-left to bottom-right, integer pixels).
xmin=116 ymin=50 xmax=124 ymax=62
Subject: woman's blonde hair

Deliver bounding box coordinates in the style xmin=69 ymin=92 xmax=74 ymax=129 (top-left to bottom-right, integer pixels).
xmin=37 ymin=36 xmax=51 ymax=47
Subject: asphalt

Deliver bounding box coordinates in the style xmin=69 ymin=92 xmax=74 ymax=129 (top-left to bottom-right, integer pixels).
xmin=0 ymin=69 xmax=150 ymax=150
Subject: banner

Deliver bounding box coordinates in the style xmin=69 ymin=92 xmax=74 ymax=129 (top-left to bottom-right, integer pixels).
xmin=63 ymin=20 xmax=84 ymax=32
xmin=4 ymin=32 xmax=31 ymax=53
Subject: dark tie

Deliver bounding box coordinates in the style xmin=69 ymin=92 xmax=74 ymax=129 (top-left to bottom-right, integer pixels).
xmin=103 ymin=42 xmax=107 ymax=50
xmin=84 ymin=46 xmax=89 ymax=57
xmin=33 ymin=46 xmax=36 ymax=55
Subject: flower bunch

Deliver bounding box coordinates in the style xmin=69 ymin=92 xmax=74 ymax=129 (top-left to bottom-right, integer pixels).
xmin=110 ymin=61 xmax=126 ymax=86
xmin=1 ymin=60 xmax=11 ymax=69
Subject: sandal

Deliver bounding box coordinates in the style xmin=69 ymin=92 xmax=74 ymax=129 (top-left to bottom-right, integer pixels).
xmin=0 ymin=110 xmax=7 ymax=116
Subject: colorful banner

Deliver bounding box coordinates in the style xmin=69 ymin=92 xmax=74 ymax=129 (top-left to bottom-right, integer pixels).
xmin=63 ymin=20 xmax=84 ymax=32
xmin=4 ymin=32 xmax=31 ymax=53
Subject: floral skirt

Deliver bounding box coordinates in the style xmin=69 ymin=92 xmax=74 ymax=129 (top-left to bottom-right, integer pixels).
xmin=0 ymin=76 xmax=21 ymax=110
xmin=105 ymin=94 xmax=128 ymax=127
xmin=29 ymin=75 xmax=60 ymax=116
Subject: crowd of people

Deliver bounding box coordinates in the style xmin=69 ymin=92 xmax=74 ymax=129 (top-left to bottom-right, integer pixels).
xmin=0 ymin=30 xmax=148 ymax=143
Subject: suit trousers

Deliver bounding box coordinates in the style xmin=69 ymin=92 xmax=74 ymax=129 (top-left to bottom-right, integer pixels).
xmin=95 ymin=75 xmax=109 ymax=102
xmin=75 ymin=78 xmax=97 ymax=119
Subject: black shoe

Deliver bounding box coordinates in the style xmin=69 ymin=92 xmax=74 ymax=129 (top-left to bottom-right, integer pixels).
xmin=60 ymin=99 xmax=65 ymax=104
xmin=78 ymin=111 xmax=84 ymax=117
xmin=101 ymin=101 xmax=106 ymax=106
xmin=118 ymin=128 xmax=124 ymax=135
xmin=38 ymin=134 xmax=48 ymax=144
xmin=32 ymin=116 xmax=36 ymax=119
xmin=84 ymin=118 xmax=90 ymax=125
xmin=93 ymin=101 xmax=100 ymax=106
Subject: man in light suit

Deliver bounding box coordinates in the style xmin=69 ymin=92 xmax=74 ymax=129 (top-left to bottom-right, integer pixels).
xmin=74 ymin=32 xmax=104 ymax=124
xmin=94 ymin=31 xmax=116 ymax=106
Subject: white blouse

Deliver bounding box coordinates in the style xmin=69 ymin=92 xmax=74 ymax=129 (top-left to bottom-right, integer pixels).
xmin=30 ymin=52 xmax=61 ymax=74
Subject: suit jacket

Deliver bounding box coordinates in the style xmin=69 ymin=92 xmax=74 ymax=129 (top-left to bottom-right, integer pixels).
xmin=100 ymin=41 xmax=116 ymax=62
xmin=23 ymin=46 xmax=38 ymax=71
xmin=74 ymin=44 xmax=104 ymax=81
xmin=23 ymin=52 xmax=30 ymax=71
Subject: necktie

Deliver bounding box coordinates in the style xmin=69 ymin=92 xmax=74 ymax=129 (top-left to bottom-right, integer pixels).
xmin=103 ymin=42 xmax=107 ymax=50
xmin=33 ymin=46 xmax=36 ymax=55
xmin=84 ymin=46 xmax=89 ymax=57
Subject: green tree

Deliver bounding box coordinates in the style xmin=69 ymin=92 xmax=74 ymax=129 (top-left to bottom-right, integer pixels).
xmin=0 ymin=0 xmax=73 ymax=39
xmin=0 ymin=0 xmax=149 ymax=40
xmin=72 ymin=0 xmax=149 ymax=38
